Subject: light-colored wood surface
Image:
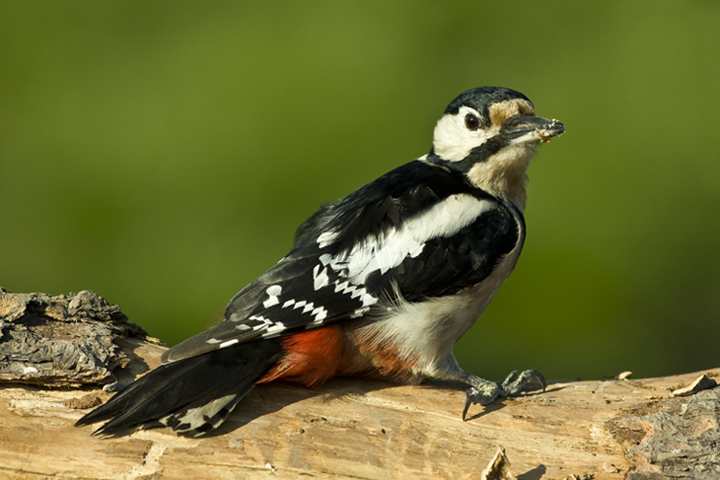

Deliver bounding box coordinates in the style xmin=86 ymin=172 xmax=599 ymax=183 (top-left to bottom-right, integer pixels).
xmin=1 ymin=335 xmax=718 ymax=480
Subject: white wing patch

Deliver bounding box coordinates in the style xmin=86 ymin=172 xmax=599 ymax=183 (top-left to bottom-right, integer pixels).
xmin=334 ymin=280 xmax=376 ymax=307
xmin=324 ymin=194 xmax=494 ymax=285
xmin=210 ymin=195 xmax=493 ymax=345
xmin=317 ymin=231 xmax=339 ymax=248
xmin=313 ymin=265 xmax=329 ymax=290
xmin=309 ymin=306 xmax=328 ymax=324
xmin=261 ymin=321 xmax=286 ymax=338
xmin=263 ymin=285 xmax=282 ymax=308
xmin=219 ymin=339 xmax=239 ymax=349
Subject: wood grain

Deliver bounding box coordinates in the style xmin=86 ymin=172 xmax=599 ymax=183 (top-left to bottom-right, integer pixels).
xmin=1 ymin=287 xmax=718 ymax=479
xmin=1 ymin=335 xmax=718 ymax=479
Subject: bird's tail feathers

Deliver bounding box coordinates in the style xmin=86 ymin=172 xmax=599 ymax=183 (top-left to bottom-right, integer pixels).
xmin=75 ymin=339 xmax=283 ymax=437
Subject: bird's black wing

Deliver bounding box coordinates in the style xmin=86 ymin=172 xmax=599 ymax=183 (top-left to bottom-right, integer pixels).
xmin=162 ymin=160 xmax=522 ymax=363
xmin=363 ymin=201 xmax=522 ymax=301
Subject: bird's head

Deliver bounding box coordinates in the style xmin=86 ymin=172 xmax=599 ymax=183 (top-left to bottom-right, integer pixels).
xmin=429 ymin=86 xmax=564 ymax=210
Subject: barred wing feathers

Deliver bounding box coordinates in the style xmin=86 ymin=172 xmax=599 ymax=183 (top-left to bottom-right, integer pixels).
xmin=162 ymin=161 xmax=522 ymax=365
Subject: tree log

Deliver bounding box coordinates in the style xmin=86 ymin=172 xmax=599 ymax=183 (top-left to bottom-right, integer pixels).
xmin=1 ymin=289 xmax=719 ymax=479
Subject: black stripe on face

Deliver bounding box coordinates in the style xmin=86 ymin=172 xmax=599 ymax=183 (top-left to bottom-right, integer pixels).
xmin=428 ymin=135 xmax=508 ymax=174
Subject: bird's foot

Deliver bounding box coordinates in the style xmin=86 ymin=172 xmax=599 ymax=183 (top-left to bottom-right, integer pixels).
xmin=462 ymin=369 xmax=546 ymax=420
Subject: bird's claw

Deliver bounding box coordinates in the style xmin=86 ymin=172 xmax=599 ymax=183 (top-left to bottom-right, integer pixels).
xmin=462 ymin=387 xmax=479 ymax=421
xmin=500 ymin=369 xmax=546 ymax=396
xmin=462 ymin=383 xmax=500 ymax=421
xmin=462 ymin=369 xmax=546 ymax=421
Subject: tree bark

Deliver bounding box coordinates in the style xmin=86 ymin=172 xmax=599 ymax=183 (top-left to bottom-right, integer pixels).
xmin=1 ymin=288 xmax=719 ymax=480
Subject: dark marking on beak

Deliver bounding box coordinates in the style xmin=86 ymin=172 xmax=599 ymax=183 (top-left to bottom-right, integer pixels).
xmin=503 ymin=116 xmax=565 ymax=143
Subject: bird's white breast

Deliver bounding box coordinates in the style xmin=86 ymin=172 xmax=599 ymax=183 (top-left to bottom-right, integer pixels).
xmin=347 ymin=206 xmax=524 ymax=378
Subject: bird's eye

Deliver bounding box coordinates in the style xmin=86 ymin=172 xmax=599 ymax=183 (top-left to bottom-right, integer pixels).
xmin=464 ymin=113 xmax=480 ymax=131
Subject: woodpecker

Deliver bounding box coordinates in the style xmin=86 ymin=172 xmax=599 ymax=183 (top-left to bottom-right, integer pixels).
xmin=77 ymin=86 xmax=564 ymax=437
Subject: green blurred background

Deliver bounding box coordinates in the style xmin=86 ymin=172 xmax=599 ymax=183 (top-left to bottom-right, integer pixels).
xmin=2 ymin=2 xmax=719 ymax=382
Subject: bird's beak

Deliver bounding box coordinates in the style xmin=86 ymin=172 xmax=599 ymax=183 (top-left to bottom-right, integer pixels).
xmin=503 ymin=116 xmax=565 ymax=145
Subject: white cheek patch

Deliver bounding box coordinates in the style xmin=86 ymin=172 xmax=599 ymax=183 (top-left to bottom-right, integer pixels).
xmin=433 ymin=106 xmax=498 ymax=162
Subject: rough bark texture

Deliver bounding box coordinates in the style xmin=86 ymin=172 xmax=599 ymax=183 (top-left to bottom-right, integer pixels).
xmin=1 ymin=288 xmax=718 ymax=480
xmin=0 ymin=287 xmax=150 ymax=388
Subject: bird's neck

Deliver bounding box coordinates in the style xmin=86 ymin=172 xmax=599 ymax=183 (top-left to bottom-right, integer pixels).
xmin=465 ymin=144 xmax=536 ymax=212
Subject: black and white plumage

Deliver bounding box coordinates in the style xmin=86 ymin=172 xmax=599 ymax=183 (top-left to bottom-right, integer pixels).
xmin=77 ymin=86 xmax=564 ymax=437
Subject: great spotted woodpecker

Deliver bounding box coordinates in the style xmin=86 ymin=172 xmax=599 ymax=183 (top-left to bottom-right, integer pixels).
xmin=77 ymin=86 xmax=564 ymax=437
